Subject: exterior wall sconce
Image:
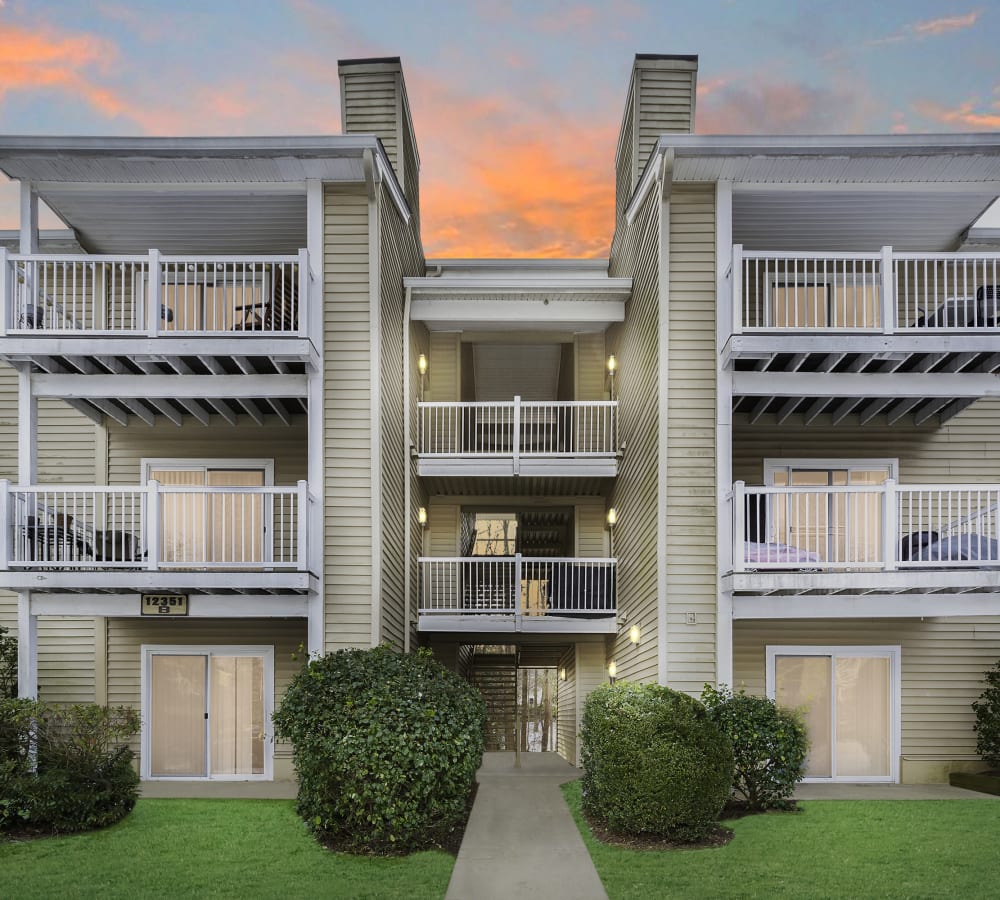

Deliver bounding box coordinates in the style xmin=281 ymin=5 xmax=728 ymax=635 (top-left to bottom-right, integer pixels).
xmin=606 ymin=506 xmax=617 ymax=556
xmin=607 ymin=660 xmax=617 ymax=683
xmin=417 ymin=507 xmax=428 ymax=527
xmin=629 ymin=624 xmax=641 ymax=645
xmin=559 ymin=667 xmax=567 ymax=681
xmin=417 ymin=353 xmax=428 ymax=400
xmin=606 ymin=354 xmax=617 ymax=400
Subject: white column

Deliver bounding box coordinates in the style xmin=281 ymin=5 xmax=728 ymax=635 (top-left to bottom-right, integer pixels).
xmin=18 ymin=371 xmax=38 ymax=486
xmin=715 ymin=181 xmax=735 ymax=688
xmin=19 ymin=181 xmax=40 ymax=254
xmin=305 ymin=179 xmax=325 ymax=657
xmin=17 ymin=592 xmax=38 ymax=699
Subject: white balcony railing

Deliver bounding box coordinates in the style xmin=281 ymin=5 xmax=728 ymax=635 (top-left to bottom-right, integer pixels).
xmin=0 ymin=480 xmax=309 ymax=571
xmin=417 ymin=398 xmax=617 ymax=458
xmin=733 ymin=246 xmax=1000 ymax=333
xmin=731 ymin=480 xmax=1000 ymax=572
xmin=419 ymin=556 xmax=616 ymax=616
xmin=0 ymin=249 xmax=308 ymax=337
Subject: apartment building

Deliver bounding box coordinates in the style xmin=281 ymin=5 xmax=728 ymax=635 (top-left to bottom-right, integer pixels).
xmin=1 ymin=54 xmax=998 ymax=785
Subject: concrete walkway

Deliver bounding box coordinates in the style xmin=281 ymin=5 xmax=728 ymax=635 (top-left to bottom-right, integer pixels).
xmin=446 ymin=752 xmax=608 ymax=900
xmin=795 ymin=781 xmax=1000 ymax=800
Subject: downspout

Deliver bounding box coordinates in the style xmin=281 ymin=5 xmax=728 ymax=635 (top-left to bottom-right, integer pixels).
xmin=656 ymin=147 xmax=673 ymax=687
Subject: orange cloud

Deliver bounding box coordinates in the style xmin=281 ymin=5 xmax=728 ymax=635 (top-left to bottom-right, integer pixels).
xmin=912 ymin=10 xmax=981 ymax=36
xmin=913 ymin=99 xmax=1000 ymax=130
xmin=410 ymin=72 xmax=616 ymax=258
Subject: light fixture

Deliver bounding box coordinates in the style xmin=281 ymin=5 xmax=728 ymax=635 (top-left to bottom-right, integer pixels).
xmin=559 ymin=667 xmax=567 ymax=681
xmin=607 ymin=660 xmax=617 ymax=681
xmin=417 ymin=353 xmax=428 ymax=376
xmin=417 ymin=507 xmax=428 ymax=527
xmin=606 ymin=354 xmax=617 ymax=400
xmin=606 ymin=506 xmax=617 ymax=556
xmin=606 ymin=507 xmax=617 ymax=527
xmin=629 ymin=624 xmax=641 ymax=645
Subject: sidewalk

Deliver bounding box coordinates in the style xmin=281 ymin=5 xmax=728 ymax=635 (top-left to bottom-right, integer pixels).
xmin=445 ymin=752 xmax=608 ymax=900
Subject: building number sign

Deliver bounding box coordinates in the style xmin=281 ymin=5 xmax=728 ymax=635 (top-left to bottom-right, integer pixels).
xmin=141 ymin=594 xmax=189 ymax=616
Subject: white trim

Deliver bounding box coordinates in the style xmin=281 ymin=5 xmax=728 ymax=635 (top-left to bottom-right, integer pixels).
xmin=656 ymin=167 xmax=670 ymax=687
xmin=734 ymin=593 xmax=1000 ymax=619
xmin=733 ymin=371 xmax=1000 ymax=399
xmin=140 ymin=458 xmax=275 ymax=485
xmin=368 ymin=181 xmax=383 ymax=646
xmin=31 ymin=593 xmax=309 ymax=618
xmin=30 ymin=374 xmax=308 ymax=399
xmin=140 ymin=644 xmax=275 ymax=782
xmin=765 ymin=644 xmax=901 ymax=783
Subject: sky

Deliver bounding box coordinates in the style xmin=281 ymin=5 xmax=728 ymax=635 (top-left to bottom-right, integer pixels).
xmin=0 ymin=0 xmax=998 ymax=257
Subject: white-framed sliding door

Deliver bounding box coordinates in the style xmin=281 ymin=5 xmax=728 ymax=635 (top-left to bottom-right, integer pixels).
xmin=142 ymin=459 xmax=273 ymax=566
xmin=766 ymin=645 xmax=901 ymax=783
xmin=141 ymin=645 xmax=275 ymax=780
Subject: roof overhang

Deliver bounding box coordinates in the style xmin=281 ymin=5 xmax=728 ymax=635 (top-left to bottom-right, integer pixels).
xmin=407 ymin=260 xmax=630 ymax=332
xmin=628 ymin=134 xmax=1000 ymax=252
xmin=0 ymin=135 xmax=409 ymax=253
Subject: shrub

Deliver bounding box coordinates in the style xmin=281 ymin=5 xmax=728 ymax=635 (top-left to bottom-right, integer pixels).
xmin=972 ymin=660 xmax=1000 ymax=769
xmin=580 ymin=682 xmax=733 ymax=842
xmin=0 ymin=699 xmax=140 ymax=834
xmin=273 ymin=645 xmax=486 ymax=854
xmin=0 ymin=626 xmax=15 ymax=699
xmin=701 ymin=684 xmax=808 ymax=810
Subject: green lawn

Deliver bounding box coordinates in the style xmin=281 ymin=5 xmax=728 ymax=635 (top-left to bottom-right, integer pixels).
xmin=0 ymin=800 xmax=454 ymax=900
xmin=564 ymin=782 xmax=1000 ymax=900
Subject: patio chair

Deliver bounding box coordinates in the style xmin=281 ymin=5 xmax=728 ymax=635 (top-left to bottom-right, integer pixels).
xmin=234 ymin=265 xmax=298 ymax=331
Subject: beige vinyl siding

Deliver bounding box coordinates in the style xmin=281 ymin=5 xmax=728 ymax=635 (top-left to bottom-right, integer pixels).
xmin=324 ymin=185 xmax=374 ymax=650
xmin=428 ymin=332 xmax=460 ymax=402
xmin=556 ymin=645 xmax=577 ymax=765
xmin=427 ymin=501 xmax=461 ymax=557
xmin=575 ymin=643 xmax=608 ymax=767
xmin=341 ymin=70 xmax=400 ymax=169
xmin=635 ymin=62 xmax=697 ymax=167
xmin=106 ymin=617 xmax=306 ymax=775
xmin=575 ymin=499 xmax=608 ymax=556
xmin=400 ymin=97 xmax=421 ymax=225
xmin=614 ymin=80 xmax=636 ymax=220
xmin=665 ymin=185 xmax=717 ymax=694
xmin=734 ymin=399 xmax=1000 ymax=485
xmin=574 ymin=333 xmax=606 ymax=402
xmin=733 ymin=618 xmax=1000 ymax=765
xmin=378 ymin=184 xmax=423 ymax=651
xmin=607 ymin=187 xmax=660 ymax=684
xmin=39 ymin=617 xmax=95 ymax=702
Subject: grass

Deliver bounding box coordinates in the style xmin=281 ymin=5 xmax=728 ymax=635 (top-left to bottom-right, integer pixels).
xmin=563 ymin=781 xmax=1000 ymax=900
xmin=0 ymin=800 xmax=455 ymax=900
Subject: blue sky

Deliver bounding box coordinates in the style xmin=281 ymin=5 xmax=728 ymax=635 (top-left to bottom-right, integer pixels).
xmin=1 ymin=1 xmax=997 ymax=255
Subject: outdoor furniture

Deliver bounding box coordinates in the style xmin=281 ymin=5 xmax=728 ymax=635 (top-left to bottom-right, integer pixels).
xmin=234 ymin=266 xmax=297 ymax=331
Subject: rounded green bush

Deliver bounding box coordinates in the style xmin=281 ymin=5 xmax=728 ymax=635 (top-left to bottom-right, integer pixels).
xmin=701 ymin=684 xmax=808 ymax=810
xmin=581 ymin=682 xmax=733 ymax=841
xmin=273 ymin=646 xmax=486 ymax=854
xmin=973 ymin=659 xmax=1000 ymax=768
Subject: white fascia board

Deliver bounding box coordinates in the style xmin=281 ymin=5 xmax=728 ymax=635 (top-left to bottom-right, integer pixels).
xmin=733 ymin=371 xmax=1000 ymax=398
xmin=410 ymin=297 xmax=625 ymax=325
xmin=31 ymin=594 xmax=309 ymax=617
xmin=31 ymin=373 xmax=308 ymax=399
xmin=0 ymin=336 xmax=313 ymax=360
xmin=4 ymin=571 xmax=311 ymax=592
xmin=422 ymin=259 xmax=611 ymax=276
xmin=0 ymin=134 xmax=384 ymax=157
xmin=663 ymin=133 xmax=1000 ymax=157
xmin=405 ymin=276 xmax=631 ymax=295
xmin=734 ymin=593 xmax=1000 ymax=619
xmin=725 ymin=569 xmax=1000 ymax=593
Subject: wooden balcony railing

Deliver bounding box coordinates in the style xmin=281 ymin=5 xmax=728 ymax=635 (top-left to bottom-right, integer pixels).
xmin=0 ymin=249 xmax=308 ymax=337
xmin=0 ymin=480 xmax=309 ymax=571
xmin=419 ymin=556 xmax=616 ymax=616
xmin=731 ymin=480 xmax=1000 ymax=572
xmin=417 ymin=399 xmax=618 ymax=459
xmin=732 ymin=246 xmax=1000 ymax=334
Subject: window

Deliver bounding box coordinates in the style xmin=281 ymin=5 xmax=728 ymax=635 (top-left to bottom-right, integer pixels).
xmin=763 ymin=459 xmax=896 ymax=564
xmin=141 ymin=645 xmax=274 ymax=780
xmin=767 ymin=646 xmax=900 ymax=782
xmin=769 ymin=275 xmax=881 ymax=328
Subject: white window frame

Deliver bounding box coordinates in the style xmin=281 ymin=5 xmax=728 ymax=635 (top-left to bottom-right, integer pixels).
xmin=764 ymin=458 xmax=898 ymax=485
xmin=766 ymin=644 xmax=902 ymax=784
xmin=140 ymin=644 xmax=275 ymax=781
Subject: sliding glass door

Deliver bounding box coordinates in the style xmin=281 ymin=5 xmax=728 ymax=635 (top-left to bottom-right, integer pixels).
xmin=768 ymin=646 xmax=899 ymax=782
xmin=144 ymin=646 xmax=273 ymax=780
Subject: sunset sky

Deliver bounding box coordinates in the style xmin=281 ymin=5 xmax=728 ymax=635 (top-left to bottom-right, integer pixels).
xmin=1 ymin=1 xmax=998 ymax=256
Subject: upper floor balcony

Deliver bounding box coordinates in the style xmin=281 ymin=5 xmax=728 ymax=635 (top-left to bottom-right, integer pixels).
xmin=0 ymin=480 xmax=314 ymax=598
xmin=725 ymin=247 xmax=1000 ymax=425
xmin=416 ymin=397 xmax=618 ymax=478
xmin=418 ymin=555 xmax=616 ymax=635
xmin=725 ymin=480 xmax=1000 ymax=618
xmin=0 ymin=250 xmax=312 ymax=425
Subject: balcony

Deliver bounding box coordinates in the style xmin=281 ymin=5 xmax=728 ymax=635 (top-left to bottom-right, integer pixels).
xmin=726 ymin=481 xmax=1000 ymax=618
xmin=0 ymin=480 xmax=312 ymax=596
xmin=725 ymin=248 xmax=1000 ymax=425
xmin=416 ymin=398 xmax=618 ymax=478
xmin=0 ymin=250 xmax=313 ymax=424
xmin=418 ymin=555 xmax=617 ymax=634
